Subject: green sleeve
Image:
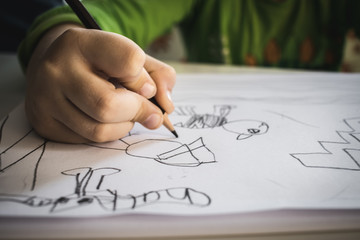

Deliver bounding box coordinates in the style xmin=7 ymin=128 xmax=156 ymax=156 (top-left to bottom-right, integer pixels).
xmin=17 ymin=0 xmax=196 ymax=71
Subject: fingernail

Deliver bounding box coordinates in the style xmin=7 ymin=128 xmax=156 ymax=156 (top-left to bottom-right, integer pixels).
xmin=140 ymin=83 xmax=156 ymax=98
xmin=167 ymin=90 xmax=175 ymax=111
xmin=167 ymin=91 xmax=172 ymax=101
xmin=143 ymin=113 xmax=162 ymax=129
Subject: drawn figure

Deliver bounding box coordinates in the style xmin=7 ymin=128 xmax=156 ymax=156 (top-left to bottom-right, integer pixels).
xmin=174 ymin=105 xmax=269 ymax=140
xmin=291 ymin=117 xmax=360 ymax=171
xmin=89 ymin=136 xmax=216 ymax=167
xmin=0 ymin=166 xmax=211 ymax=214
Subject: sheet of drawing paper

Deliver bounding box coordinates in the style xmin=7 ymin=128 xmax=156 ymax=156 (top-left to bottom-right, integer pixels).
xmin=0 ymin=73 xmax=360 ymax=217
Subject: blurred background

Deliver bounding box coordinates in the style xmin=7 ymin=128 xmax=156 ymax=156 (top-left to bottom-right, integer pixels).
xmin=147 ymin=26 xmax=360 ymax=72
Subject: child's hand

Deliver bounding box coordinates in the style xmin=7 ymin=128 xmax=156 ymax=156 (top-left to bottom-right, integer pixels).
xmin=25 ymin=24 xmax=176 ymax=143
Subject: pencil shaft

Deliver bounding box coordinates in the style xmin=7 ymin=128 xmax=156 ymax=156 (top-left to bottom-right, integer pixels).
xmin=163 ymin=113 xmax=177 ymax=136
xmin=65 ymin=0 xmax=100 ymax=29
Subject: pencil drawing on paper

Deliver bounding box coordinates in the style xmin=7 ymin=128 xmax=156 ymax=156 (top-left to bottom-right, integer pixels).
xmin=0 ymin=112 xmax=213 ymax=214
xmin=0 ymin=103 xmax=273 ymax=215
xmin=0 ymin=115 xmax=48 ymax=191
xmin=0 ymin=113 xmax=216 ymax=190
xmin=0 ymin=166 xmax=211 ymax=213
xmin=173 ymin=105 xmax=269 ymax=140
xmin=291 ymin=117 xmax=360 ymax=171
xmin=88 ymin=136 xmax=216 ymax=167
xmin=56 ymin=165 xmax=211 ymax=212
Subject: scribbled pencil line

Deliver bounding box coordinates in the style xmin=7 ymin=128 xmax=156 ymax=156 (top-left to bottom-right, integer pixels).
xmin=0 ymin=128 xmax=33 ymax=157
xmin=31 ymin=140 xmax=48 ymax=191
xmin=0 ymin=193 xmax=53 ymax=207
xmin=82 ymin=169 xmax=94 ymax=196
xmin=62 ymin=167 xmax=92 ymax=197
xmin=266 ymin=110 xmax=319 ymax=128
xmin=0 ymin=115 xmax=9 ymax=170
xmin=155 ymin=137 xmax=215 ymax=167
xmin=174 ymin=105 xmax=269 ymax=141
xmin=0 ymin=187 xmax=211 ymax=214
xmin=222 ymin=120 xmax=269 ymax=140
xmin=84 ymin=143 xmax=127 ymax=151
xmin=125 ymin=137 xmax=216 ymax=167
xmin=40 ymin=166 xmax=212 ymax=213
xmin=0 ymin=116 xmax=48 ymax=191
xmin=291 ymin=117 xmax=360 ymax=170
xmin=0 ymin=140 xmax=46 ymax=173
xmin=87 ymin=136 xmax=216 ymax=168
xmin=49 ymin=187 xmax=211 ymax=213
xmin=173 ymin=105 xmax=196 ymax=116
xmin=0 ymin=114 xmax=34 ymax=156
xmin=174 ymin=105 xmax=232 ymax=129
xmin=165 ymin=187 xmax=212 ymax=206
xmin=0 ymin=115 xmax=9 ymax=147
xmin=0 ymin=122 xmax=44 ymax=188
xmin=61 ymin=167 xmax=122 ymax=198
xmin=0 ymin=117 xmax=215 ymax=214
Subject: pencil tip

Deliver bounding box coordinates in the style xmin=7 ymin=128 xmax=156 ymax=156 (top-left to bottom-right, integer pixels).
xmin=171 ymin=130 xmax=179 ymax=138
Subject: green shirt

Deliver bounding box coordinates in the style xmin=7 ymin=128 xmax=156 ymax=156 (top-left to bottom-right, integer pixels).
xmin=18 ymin=0 xmax=360 ymax=71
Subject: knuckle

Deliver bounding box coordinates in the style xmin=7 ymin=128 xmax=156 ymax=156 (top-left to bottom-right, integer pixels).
xmin=25 ymin=101 xmax=47 ymax=135
xmin=164 ymin=64 xmax=176 ymax=77
xmin=32 ymin=121 xmax=47 ymax=138
xmin=163 ymin=65 xmax=177 ymax=84
xmin=124 ymin=49 xmax=146 ymax=77
xmin=89 ymin=124 xmax=109 ymax=143
xmin=132 ymin=99 xmax=147 ymax=122
xmin=93 ymin=93 xmax=117 ymax=122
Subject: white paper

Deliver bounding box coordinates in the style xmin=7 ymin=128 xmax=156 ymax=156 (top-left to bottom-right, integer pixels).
xmin=1 ymin=73 xmax=360 ymax=217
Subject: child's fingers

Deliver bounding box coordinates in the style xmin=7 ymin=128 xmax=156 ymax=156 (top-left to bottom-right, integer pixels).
xmin=26 ymin=28 xmax=170 ymax=143
xmin=77 ymin=28 xmax=145 ymax=78
xmin=76 ymin=28 xmax=157 ymax=99
xmin=32 ymin=119 xmax=90 ymax=143
xmin=112 ymin=68 xmax=157 ymax=99
xmin=35 ymin=114 xmax=134 ymax=143
xmin=57 ymin=86 xmax=163 ymax=142
xmin=63 ymin=70 xmax=161 ymax=124
xmin=144 ymin=55 xmax=177 ymax=113
xmin=53 ymin=110 xmax=135 ymax=143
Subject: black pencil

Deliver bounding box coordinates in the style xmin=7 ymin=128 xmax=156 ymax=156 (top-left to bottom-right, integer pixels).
xmin=65 ymin=0 xmax=178 ymax=138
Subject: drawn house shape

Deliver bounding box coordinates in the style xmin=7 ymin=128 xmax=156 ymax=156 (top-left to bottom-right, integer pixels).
xmin=291 ymin=146 xmax=360 ymax=171
xmin=291 ymin=117 xmax=360 ymax=171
